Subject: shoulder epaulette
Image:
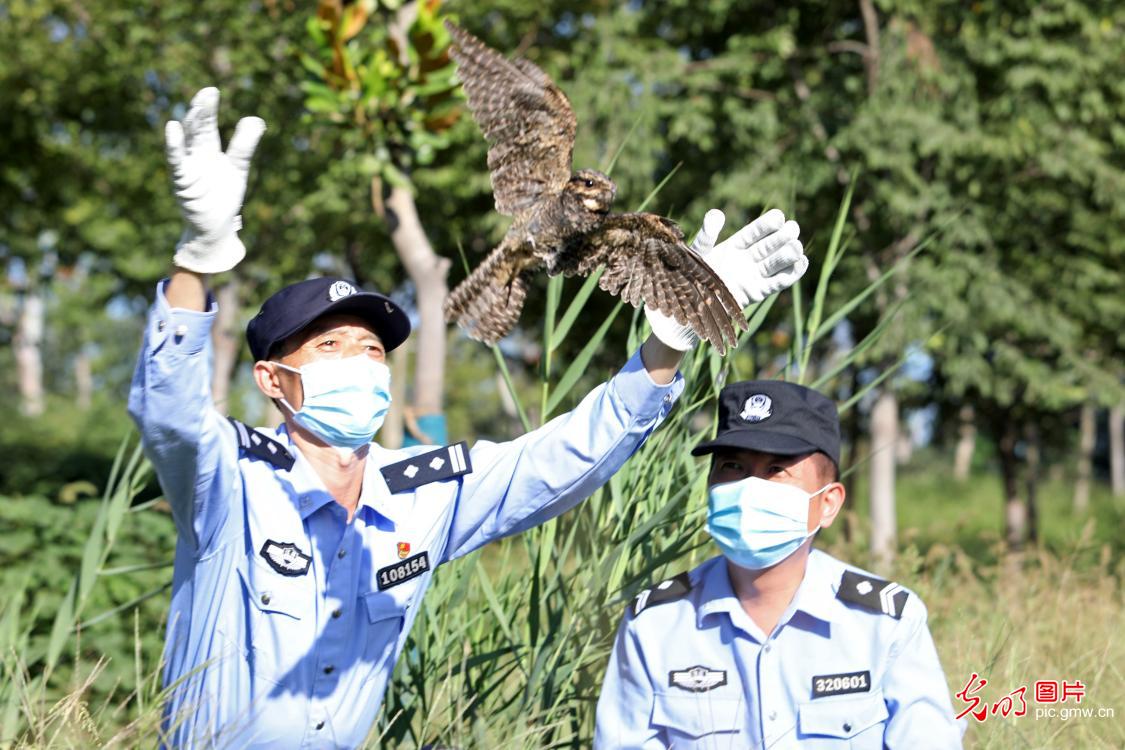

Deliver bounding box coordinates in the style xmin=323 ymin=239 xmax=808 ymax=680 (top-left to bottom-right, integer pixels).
xmin=835 ymin=570 xmax=909 ymax=619
xmin=228 ymin=417 xmax=296 ymax=471
xmin=632 ymin=572 xmax=691 ymax=617
xmin=380 ymin=442 xmax=472 ymax=493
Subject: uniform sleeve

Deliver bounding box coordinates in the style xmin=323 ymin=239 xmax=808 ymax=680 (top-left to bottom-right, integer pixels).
xmin=594 ymin=614 xmax=663 ymax=749
xmin=882 ymin=598 xmax=965 ymax=749
xmin=126 ymin=280 xmax=241 ymax=553
xmin=440 ymin=349 xmax=683 ymax=562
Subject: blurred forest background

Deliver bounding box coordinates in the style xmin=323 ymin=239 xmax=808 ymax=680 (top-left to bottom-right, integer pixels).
xmin=1 ymin=0 xmax=1122 ymax=747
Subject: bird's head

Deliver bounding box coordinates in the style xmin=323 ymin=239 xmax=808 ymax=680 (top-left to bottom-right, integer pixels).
xmin=566 ymin=170 xmax=617 ymax=215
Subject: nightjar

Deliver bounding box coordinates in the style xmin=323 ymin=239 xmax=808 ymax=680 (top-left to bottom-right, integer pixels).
xmin=443 ymin=22 xmax=747 ymax=353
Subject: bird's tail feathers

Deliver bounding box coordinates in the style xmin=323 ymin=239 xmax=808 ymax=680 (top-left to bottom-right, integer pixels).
xmin=444 ymin=247 xmax=530 ymax=345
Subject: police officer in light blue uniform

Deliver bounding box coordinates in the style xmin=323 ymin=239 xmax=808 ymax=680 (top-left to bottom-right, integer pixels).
xmin=595 ymin=381 xmax=963 ymax=749
xmin=131 ymin=88 xmax=810 ymax=748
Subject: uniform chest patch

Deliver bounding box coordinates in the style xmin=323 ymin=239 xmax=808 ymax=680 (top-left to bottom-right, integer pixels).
xmin=669 ymin=666 xmax=728 ymax=693
xmin=260 ymin=540 xmax=311 ymax=576
xmin=812 ymin=670 xmax=871 ymax=698
xmin=377 ymin=551 xmax=430 ymax=590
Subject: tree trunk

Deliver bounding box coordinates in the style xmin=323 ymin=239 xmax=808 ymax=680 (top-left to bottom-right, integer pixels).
xmin=869 ymin=388 xmax=898 ymax=570
xmin=75 ymin=347 xmax=94 ymax=410
xmin=383 ymin=184 xmax=450 ymax=418
xmin=14 ymin=290 xmax=46 ymax=416
xmin=997 ymin=419 xmax=1027 ymax=549
xmin=210 ymin=276 xmax=242 ymax=413
xmin=1025 ymin=422 xmax=1040 ymax=544
xmin=1110 ymin=405 xmax=1125 ymax=498
xmin=857 ymin=0 xmax=881 ymax=94
xmin=838 ymin=368 xmax=864 ymax=546
xmin=953 ymin=404 xmax=976 ymax=481
xmin=1073 ymin=402 xmax=1095 ymax=511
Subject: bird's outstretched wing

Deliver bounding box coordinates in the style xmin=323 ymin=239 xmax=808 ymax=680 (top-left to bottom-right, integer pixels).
xmin=445 ymin=21 xmax=577 ymax=218
xmin=571 ymin=213 xmax=749 ymax=354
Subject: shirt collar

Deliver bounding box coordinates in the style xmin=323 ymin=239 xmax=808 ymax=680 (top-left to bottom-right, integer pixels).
xmin=695 ymin=548 xmax=838 ymax=632
xmin=272 ymin=425 xmax=398 ymax=524
xmin=783 ymin=548 xmax=838 ymax=626
xmin=696 ymin=556 xmax=742 ymax=627
xmin=358 ymin=446 xmax=400 ymax=525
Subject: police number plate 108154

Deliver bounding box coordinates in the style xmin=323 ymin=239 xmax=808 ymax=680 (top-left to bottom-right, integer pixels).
xmin=377 ymin=551 xmax=430 ymax=590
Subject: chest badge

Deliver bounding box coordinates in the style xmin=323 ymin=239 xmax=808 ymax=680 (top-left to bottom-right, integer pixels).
xmin=260 ymin=540 xmax=311 ymax=577
xmin=397 ymin=541 xmax=411 ymax=559
xmin=812 ymin=670 xmax=872 ymax=698
xmin=669 ymin=666 xmax=728 ymax=693
xmin=377 ymin=551 xmax=431 ymax=590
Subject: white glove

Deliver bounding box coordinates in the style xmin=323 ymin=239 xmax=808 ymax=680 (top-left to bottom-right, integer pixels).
xmin=165 ymin=87 xmax=266 ymax=274
xmin=645 ymin=208 xmax=809 ymax=351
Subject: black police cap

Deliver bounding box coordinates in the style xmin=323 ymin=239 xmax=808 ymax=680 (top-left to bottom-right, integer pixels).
xmin=245 ymin=278 xmax=411 ymax=362
xmin=692 ymin=380 xmax=840 ymax=467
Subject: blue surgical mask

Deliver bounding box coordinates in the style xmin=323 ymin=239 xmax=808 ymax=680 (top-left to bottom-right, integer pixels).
xmin=706 ymin=476 xmax=831 ymax=570
xmin=275 ymin=355 xmax=392 ymax=450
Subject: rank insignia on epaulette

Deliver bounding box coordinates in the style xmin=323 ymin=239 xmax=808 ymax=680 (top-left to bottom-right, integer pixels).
xmin=228 ymin=417 xmax=295 ymax=471
xmin=380 ymin=442 xmax=472 ymax=493
xmin=632 ymin=572 xmax=691 ymax=616
xmin=836 ymin=570 xmax=909 ymax=619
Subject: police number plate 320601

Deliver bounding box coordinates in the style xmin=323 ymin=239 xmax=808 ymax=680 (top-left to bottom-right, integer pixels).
xmin=812 ymin=670 xmax=871 ymax=698
xmin=377 ymin=552 xmax=430 ymax=590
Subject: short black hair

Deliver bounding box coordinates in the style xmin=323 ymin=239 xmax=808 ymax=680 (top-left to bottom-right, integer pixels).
xmin=809 ymin=451 xmax=840 ymax=483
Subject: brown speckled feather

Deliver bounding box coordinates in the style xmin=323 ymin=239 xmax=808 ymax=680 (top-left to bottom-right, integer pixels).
xmin=445 ymin=22 xmax=576 ymax=219
xmin=443 ymin=239 xmax=534 ymax=345
xmin=572 ymin=213 xmax=748 ymax=354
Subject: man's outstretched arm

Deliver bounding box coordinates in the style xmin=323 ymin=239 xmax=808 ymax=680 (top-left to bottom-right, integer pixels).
xmin=128 ymin=87 xmax=264 ymax=551
xmin=441 ymin=208 xmax=808 ymax=560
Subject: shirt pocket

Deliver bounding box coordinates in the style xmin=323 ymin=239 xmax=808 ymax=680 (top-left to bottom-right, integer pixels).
xmin=237 ymin=564 xmax=311 ymax=686
xmin=797 ymin=691 xmax=889 ymax=749
xmin=361 ymin=587 xmax=412 ymax=664
xmin=651 ymin=694 xmax=745 ymax=747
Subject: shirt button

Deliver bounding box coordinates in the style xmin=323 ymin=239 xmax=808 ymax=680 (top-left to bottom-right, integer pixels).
xmin=174 ymin=324 xmax=188 ymax=337
xmin=157 ymin=320 xmax=166 ymax=332
xmin=843 ymin=722 xmax=853 ymax=732
xmin=768 ymin=710 xmax=777 ymax=721
xmin=323 ymin=665 xmax=335 ymax=675
xmin=337 ymin=548 xmax=346 ymax=559
xmin=260 ymin=593 xmax=271 ymax=605
xmin=763 ymin=643 xmax=772 ymax=653
xmin=332 ymin=608 xmax=342 ymax=619
xmin=315 ymin=721 xmax=325 ymax=730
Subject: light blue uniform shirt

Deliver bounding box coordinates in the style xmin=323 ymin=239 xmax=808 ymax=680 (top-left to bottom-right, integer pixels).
xmin=595 ymin=549 xmax=963 ymax=749
xmin=127 ymin=282 xmax=683 ymax=749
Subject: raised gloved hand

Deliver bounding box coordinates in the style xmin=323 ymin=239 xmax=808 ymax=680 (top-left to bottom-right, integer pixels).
xmin=646 ymin=208 xmax=808 ymax=351
xmin=165 ymin=87 xmax=266 ymax=274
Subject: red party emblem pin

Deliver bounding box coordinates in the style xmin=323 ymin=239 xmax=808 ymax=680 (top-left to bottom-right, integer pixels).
xmin=397 ymin=542 xmax=411 ymax=559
